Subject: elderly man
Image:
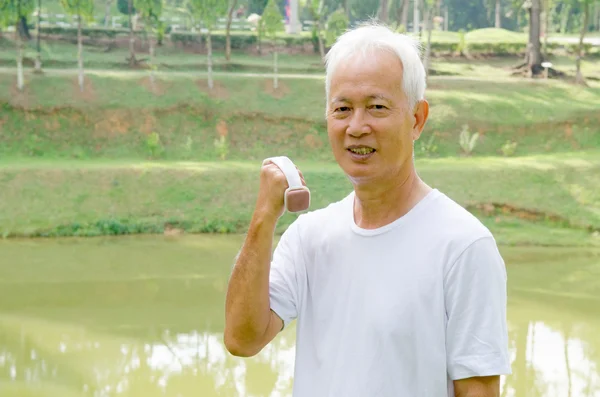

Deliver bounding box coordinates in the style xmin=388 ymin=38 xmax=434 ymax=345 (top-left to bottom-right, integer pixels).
xmin=224 ymin=23 xmax=511 ymax=397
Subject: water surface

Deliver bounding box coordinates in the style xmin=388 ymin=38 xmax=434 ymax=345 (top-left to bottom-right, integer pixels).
xmin=0 ymin=236 xmax=599 ymax=396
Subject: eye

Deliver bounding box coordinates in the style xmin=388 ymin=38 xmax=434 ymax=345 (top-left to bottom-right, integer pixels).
xmin=371 ymin=104 xmax=387 ymax=110
xmin=335 ymin=106 xmax=350 ymax=112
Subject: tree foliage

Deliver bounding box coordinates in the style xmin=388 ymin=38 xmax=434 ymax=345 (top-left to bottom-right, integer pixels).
xmin=117 ymin=0 xmax=135 ymax=15
xmin=189 ymin=0 xmax=229 ymax=28
xmin=262 ymin=0 xmax=284 ymax=38
xmin=60 ymin=0 xmax=94 ymax=20
xmin=325 ymin=7 xmax=349 ymax=46
xmin=0 ymin=0 xmax=34 ymax=27
xmin=135 ymin=0 xmax=163 ymax=22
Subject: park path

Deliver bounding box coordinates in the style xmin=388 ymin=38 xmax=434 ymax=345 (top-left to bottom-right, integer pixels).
xmin=0 ymin=67 xmax=557 ymax=83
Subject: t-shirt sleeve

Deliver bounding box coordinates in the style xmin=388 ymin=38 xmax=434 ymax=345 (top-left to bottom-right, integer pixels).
xmin=269 ymin=221 xmax=303 ymax=330
xmin=444 ymin=236 xmax=512 ymax=380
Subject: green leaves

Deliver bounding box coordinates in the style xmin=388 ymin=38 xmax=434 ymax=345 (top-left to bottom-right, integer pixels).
xmin=325 ymin=8 xmax=348 ymax=47
xmin=135 ymin=0 xmax=163 ymax=24
xmin=188 ymin=0 xmax=229 ymax=29
xmin=0 ymin=0 xmax=34 ymax=27
xmin=261 ymin=0 xmax=284 ymax=39
xmin=60 ymin=0 xmax=94 ymax=19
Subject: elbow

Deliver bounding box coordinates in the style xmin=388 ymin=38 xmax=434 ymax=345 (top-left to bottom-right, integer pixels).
xmin=223 ymin=332 xmax=262 ymax=358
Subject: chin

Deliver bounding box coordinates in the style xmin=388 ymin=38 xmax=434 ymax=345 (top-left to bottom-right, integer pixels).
xmin=340 ymin=163 xmax=376 ymax=185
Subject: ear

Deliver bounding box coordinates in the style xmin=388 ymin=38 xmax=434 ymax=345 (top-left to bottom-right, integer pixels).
xmin=412 ymin=99 xmax=429 ymax=141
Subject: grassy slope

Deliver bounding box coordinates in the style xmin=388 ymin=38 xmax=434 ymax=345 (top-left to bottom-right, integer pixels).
xmin=1 ymin=65 xmax=599 ymax=244
xmin=1 ymin=154 xmax=599 ymax=246
xmin=1 ymin=73 xmax=599 ymax=160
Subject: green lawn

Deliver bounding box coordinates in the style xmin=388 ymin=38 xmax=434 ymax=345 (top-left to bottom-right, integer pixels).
xmin=0 ymin=153 xmax=599 ymax=245
xmin=1 ymin=72 xmax=599 ymax=162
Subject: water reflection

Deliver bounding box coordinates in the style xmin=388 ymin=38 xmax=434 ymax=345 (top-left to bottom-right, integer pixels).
xmin=0 ymin=237 xmax=599 ymax=396
xmin=2 ymin=315 xmax=599 ymax=396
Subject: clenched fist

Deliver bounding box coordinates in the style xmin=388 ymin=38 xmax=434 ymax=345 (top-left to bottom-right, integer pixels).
xmin=253 ymin=158 xmax=308 ymax=223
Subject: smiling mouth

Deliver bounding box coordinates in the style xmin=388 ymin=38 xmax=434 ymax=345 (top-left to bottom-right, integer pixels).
xmin=348 ymin=147 xmax=376 ymax=155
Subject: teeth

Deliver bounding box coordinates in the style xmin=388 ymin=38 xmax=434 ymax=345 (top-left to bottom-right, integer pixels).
xmin=349 ymin=147 xmax=374 ymax=155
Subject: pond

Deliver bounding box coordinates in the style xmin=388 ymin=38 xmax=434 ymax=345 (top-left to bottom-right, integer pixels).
xmin=0 ymin=235 xmax=599 ymax=397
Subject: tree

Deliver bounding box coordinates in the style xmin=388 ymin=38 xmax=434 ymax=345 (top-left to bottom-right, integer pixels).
xmin=414 ymin=0 xmax=420 ymax=33
xmin=104 ymin=0 xmax=113 ymax=27
xmin=524 ymin=0 xmax=544 ymax=76
xmin=118 ymin=0 xmax=137 ymax=65
xmin=61 ymin=0 xmax=94 ymax=92
xmin=495 ymin=0 xmax=502 ymax=27
xmin=189 ymin=0 xmax=229 ymax=89
xmin=34 ymin=0 xmax=42 ymax=72
xmin=262 ymin=0 xmax=284 ymax=89
xmin=225 ymin=0 xmax=239 ymax=61
xmin=307 ymin=0 xmax=326 ymax=58
xmin=0 ymin=0 xmax=34 ymax=91
xmin=423 ymin=0 xmax=438 ymax=80
xmin=400 ymin=0 xmax=410 ymax=30
xmin=378 ymin=0 xmax=390 ymax=23
xmin=325 ymin=7 xmax=348 ymax=47
xmin=134 ymin=0 xmax=162 ymax=88
xmin=575 ymin=0 xmax=595 ymax=85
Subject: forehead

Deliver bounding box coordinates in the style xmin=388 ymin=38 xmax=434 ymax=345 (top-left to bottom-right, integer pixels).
xmin=329 ymin=50 xmax=405 ymax=100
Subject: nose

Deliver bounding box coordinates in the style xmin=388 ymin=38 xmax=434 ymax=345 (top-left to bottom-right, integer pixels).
xmin=346 ymin=108 xmax=371 ymax=138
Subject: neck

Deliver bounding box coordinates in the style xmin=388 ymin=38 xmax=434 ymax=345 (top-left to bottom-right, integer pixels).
xmin=353 ymin=164 xmax=431 ymax=230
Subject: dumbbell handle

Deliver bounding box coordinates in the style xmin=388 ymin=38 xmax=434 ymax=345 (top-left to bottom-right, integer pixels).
xmin=265 ymin=156 xmax=311 ymax=213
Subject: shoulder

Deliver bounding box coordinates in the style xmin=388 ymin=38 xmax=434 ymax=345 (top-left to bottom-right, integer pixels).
xmin=423 ymin=190 xmax=499 ymax=265
xmin=291 ymin=191 xmax=352 ymax=235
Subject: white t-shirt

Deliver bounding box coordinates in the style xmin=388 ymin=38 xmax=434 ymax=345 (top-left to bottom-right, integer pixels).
xmin=269 ymin=188 xmax=512 ymax=396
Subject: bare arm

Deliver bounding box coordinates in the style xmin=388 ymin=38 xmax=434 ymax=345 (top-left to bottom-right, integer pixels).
xmin=223 ymin=160 xmax=303 ymax=357
xmin=454 ymin=376 xmax=500 ymax=397
xmin=224 ymin=211 xmax=283 ymax=357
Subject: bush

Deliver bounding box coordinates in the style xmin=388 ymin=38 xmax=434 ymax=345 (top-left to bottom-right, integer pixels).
xmin=459 ymin=124 xmax=479 ymax=156
xmin=500 ymin=140 xmax=518 ymax=157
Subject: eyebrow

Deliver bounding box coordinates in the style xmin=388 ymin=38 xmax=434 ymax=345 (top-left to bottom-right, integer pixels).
xmin=331 ymin=94 xmax=391 ymax=103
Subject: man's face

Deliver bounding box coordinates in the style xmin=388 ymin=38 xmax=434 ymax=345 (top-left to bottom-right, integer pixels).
xmin=326 ymin=50 xmax=427 ymax=185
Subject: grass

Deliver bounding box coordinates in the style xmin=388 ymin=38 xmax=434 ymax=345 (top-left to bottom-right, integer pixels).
xmin=0 ymin=154 xmax=599 ymax=245
xmin=1 ymin=72 xmax=599 ymax=162
xmin=0 ymin=53 xmax=599 ymax=244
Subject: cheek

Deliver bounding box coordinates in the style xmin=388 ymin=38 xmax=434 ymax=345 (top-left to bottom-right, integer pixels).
xmin=327 ymin=120 xmax=346 ymax=142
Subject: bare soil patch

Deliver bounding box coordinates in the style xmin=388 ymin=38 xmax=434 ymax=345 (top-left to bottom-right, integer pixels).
xmin=263 ymin=79 xmax=290 ymax=99
xmin=9 ymin=81 xmax=32 ymax=109
xmin=72 ymin=76 xmax=96 ymax=103
xmin=139 ymin=76 xmax=169 ymax=96
xmin=196 ymin=79 xmax=229 ymax=99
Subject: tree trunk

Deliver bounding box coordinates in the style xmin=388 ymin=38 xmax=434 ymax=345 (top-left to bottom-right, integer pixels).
xmin=273 ymin=49 xmax=278 ymax=90
xmin=379 ymin=0 xmax=390 ymax=23
xmin=104 ymin=0 xmax=112 ymax=27
xmin=495 ymin=0 xmax=501 ymax=28
xmin=526 ymin=0 xmax=543 ymax=76
xmin=317 ymin=19 xmax=325 ymax=59
xmin=401 ymin=0 xmax=410 ymax=31
xmin=342 ymin=0 xmax=350 ymax=19
xmin=77 ymin=12 xmax=84 ymax=92
xmin=413 ymin=0 xmax=420 ymax=34
xmin=207 ymin=30 xmax=213 ymax=90
xmin=560 ymin=3 xmax=571 ymax=34
xmin=424 ymin=6 xmax=433 ymax=80
xmin=225 ymin=0 xmax=238 ymax=61
xmin=16 ymin=28 xmax=24 ymax=91
xmin=128 ymin=0 xmax=136 ymax=66
xmin=575 ymin=1 xmax=589 ymax=86
xmin=149 ymin=27 xmax=155 ymax=89
xmin=34 ymin=0 xmax=42 ymax=73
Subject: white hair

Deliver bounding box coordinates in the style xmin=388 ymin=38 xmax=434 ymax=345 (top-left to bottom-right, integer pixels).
xmin=324 ymin=23 xmax=426 ymax=113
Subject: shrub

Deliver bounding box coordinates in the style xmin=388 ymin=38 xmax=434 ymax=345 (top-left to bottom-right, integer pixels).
xmin=146 ymin=131 xmax=163 ymax=158
xmin=459 ymin=124 xmax=479 ymax=156
xmin=500 ymin=140 xmax=518 ymax=157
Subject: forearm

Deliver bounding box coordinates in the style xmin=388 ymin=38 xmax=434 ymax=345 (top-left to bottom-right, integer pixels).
xmin=224 ymin=211 xmax=277 ymax=354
